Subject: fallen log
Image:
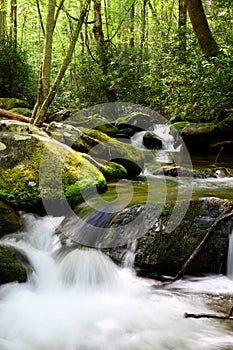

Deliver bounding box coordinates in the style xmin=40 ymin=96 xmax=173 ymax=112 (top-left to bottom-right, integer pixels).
xmin=0 ymin=108 xmax=49 ymax=128
xmin=184 ymin=312 xmax=233 ymax=320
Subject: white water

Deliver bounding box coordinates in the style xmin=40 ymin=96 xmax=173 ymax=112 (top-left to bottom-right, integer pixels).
xmin=1 ymin=214 xmax=233 ymax=349
xmin=131 ymin=124 xmax=181 ymax=153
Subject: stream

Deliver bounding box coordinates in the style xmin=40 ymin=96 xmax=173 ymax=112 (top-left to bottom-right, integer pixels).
xmin=0 ymin=124 xmax=233 ymax=349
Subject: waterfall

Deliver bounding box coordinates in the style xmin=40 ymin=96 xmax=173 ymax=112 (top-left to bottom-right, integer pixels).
xmin=1 ymin=214 xmax=233 ymax=350
xmin=227 ymin=229 xmax=233 ymax=278
xmin=123 ymin=240 xmax=137 ymax=269
xmin=131 ymin=124 xmax=181 ymax=153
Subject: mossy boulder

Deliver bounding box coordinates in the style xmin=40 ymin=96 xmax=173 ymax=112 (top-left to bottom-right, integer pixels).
xmin=0 ymin=98 xmax=30 ymax=110
xmin=115 ymin=112 xmax=157 ymax=131
xmin=99 ymin=161 xmax=128 ymax=180
xmin=0 ymin=246 xmax=28 ymax=284
xmin=49 ymin=110 xmax=118 ymax=136
xmin=0 ymin=119 xmax=47 ymax=137
xmin=0 ymin=201 xmax=21 ymax=237
xmin=9 ymin=108 xmax=33 ymax=118
xmin=83 ymin=129 xmax=144 ymax=177
xmin=179 ymin=122 xmax=232 ymax=153
xmin=0 ymin=122 xmax=107 ymax=214
xmin=48 ymin=123 xmax=144 ymax=178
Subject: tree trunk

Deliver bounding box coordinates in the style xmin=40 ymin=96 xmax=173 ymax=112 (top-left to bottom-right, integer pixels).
xmin=93 ymin=0 xmax=116 ymax=102
xmin=178 ymin=0 xmax=187 ymax=56
xmin=0 ymin=108 xmax=48 ymax=127
xmin=10 ymin=0 xmax=17 ymax=48
xmin=141 ymin=0 xmax=147 ymax=48
xmin=129 ymin=4 xmax=135 ymax=48
xmin=32 ymin=0 xmax=90 ymax=126
xmin=185 ymin=0 xmax=219 ymax=57
xmin=0 ymin=0 xmax=6 ymax=38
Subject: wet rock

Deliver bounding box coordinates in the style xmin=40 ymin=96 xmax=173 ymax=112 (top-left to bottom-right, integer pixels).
xmin=0 ymin=246 xmax=28 ymax=284
xmin=209 ymin=141 xmax=233 ymax=155
xmin=142 ymin=132 xmax=162 ymax=150
xmin=0 ymin=201 xmax=21 ymax=237
xmin=105 ymin=198 xmax=233 ymax=277
xmin=135 ymin=198 xmax=233 ymax=277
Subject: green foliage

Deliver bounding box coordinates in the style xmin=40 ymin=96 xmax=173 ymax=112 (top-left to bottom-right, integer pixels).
xmin=143 ymin=41 xmax=233 ymax=122
xmin=0 ymin=38 xmax=37 ymax=103
xmin=54 ymin=46 xmax=151 ymax=108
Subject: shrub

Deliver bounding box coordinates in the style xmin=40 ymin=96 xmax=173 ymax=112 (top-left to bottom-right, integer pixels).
xmin=0 ymin=38 xmax=37 ymax=103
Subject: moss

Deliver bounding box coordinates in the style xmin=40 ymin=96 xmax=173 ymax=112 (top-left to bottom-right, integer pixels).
xmin=0 ymin=133 xmax=107 ymax=213
xmin=172 ymin=121 xmax=189 ymax=130
xmin=9 ymin=108 xmax=32 ymax=117
xmin=0 ymin=202 xmax=21 ymax=237
xmin=0 ymin=98 xmax=30 ymax=110
xmin=100 ymin=161 xmax=128 ymax=180
xmin=0 ymin=246 xmax=27 ymax=284
xmin=84 ymin=129 xmax=144 ymax=177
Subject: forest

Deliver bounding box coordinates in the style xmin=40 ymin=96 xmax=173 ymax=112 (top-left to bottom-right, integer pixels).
xmin=0 ymin=0 xmax=232 ymax=125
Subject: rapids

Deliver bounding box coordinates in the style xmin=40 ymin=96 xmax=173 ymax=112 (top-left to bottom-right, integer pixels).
xmin=1 ymin=214 xmax=233 ymax=349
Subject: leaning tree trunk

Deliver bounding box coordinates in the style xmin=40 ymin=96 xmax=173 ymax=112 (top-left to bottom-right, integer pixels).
xmin=32 ymin=0 xmax=91 ymax=126
xmin=185 ymin=0 xmax=219 ymax=57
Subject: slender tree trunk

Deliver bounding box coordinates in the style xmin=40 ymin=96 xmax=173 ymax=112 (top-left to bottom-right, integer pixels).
xmin=0 ymin=0 xmax=6 ymax=38
xmin=178 ymin=0 xmax=187 ymax=55
xmin=32 ymin=0 xmax=90 ymax=125
xmin=141 ymin=0 xmax=147 ymax=47
xmin=129 ymin=4 xmax=135 ymax=48
xmin=185 ymin=0 xmax=219 ymax=57
xmin=10 ymin=0 xmax=17 ymax=48
xmin=93 ymin=0 xmax=116 ymax=102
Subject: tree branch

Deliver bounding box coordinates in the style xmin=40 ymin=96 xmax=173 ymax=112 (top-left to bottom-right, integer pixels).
xmin=184 ymin=312 xmax=233 ymax=320
xmin=173 ymin=210 xmax=233 ymax=281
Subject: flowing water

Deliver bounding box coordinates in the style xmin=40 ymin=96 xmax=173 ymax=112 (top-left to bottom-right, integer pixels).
xmin=1 ymin=215 xmax=233 ymax=349
xmin=1 ymin=124 xmax=233 ymax=349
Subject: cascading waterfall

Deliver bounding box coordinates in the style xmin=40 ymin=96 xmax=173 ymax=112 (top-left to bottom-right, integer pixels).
xmin=227 ymin=229 xmax=233 ymax=278
xmin=131 ymin=124 xmax=182 ymax=166
xmin=1 ymin=214 xmax=233 ymax=349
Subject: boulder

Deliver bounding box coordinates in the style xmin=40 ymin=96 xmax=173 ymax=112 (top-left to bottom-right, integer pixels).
xmin=99 ymin=198 xmax=233 ymax=277
xmin=142 ymin=132 xmax=162 ymax=150
xmin=0 ymin=98 xmax=30 ymax=111
xmin=57 ymin=196 xmax=233 ymax=277
xmin=135 ymin=198 xmax=233 ymax=277
xmin=48 ymin=122 xmax=144 ymax=178
xmin=179 ymin=122 xmax=232 ymax=153
xmin=0 ymin=201 xmax=21 ymax=237
xmin=0 ymin=121 xmax=107 ymax=214
xmin=49 ymin=110 xmax=118 ymax=136
xmin=83 ymin=129 xmax=144 ymax=177
xmin=0 ymin=246 xmax=28 ymax=284
xmin=115 ymin=112 xmax=158 ymax=132
xmin=9 ymin=108 xmax=33 ymax=118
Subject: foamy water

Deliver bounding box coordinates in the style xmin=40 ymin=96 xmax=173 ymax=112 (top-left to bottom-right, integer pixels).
xmin=0 ymin=214 xmax=233 ymax=350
